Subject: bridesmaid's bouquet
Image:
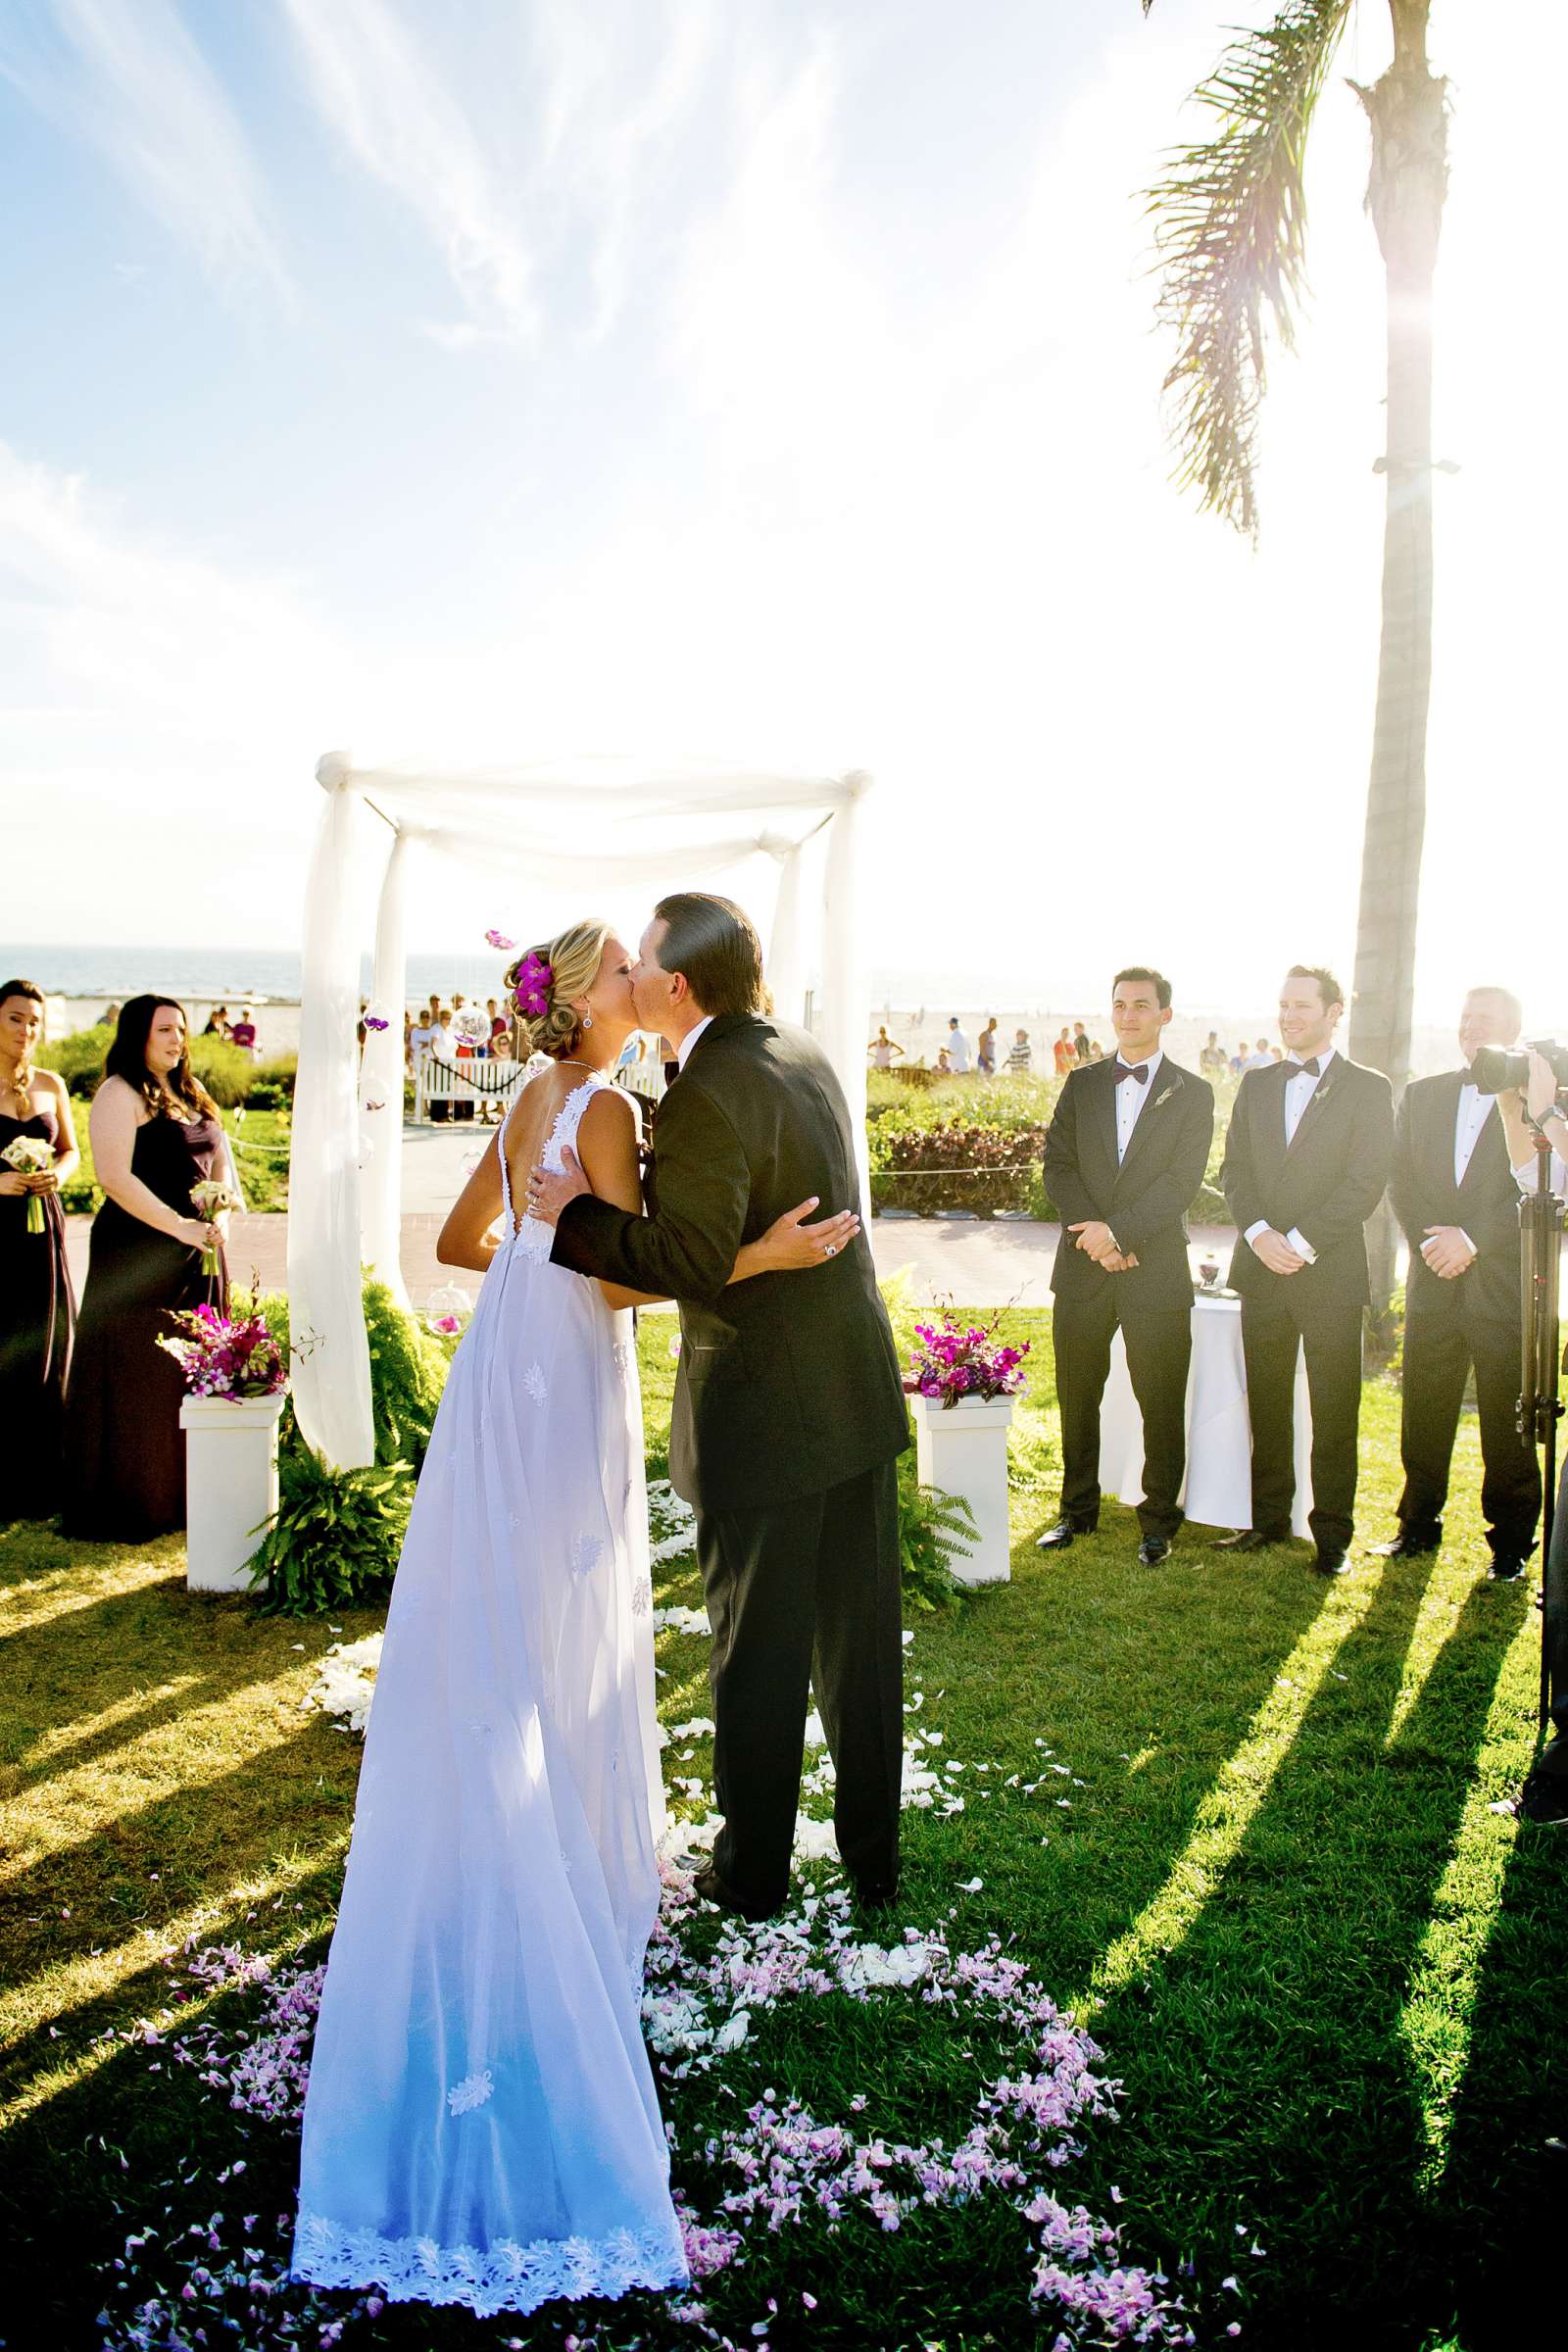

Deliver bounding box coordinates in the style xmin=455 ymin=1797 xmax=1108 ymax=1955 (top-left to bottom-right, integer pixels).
xmin=2 ymin=1135 xmax=54 ymax=1233
xmin=189 ymin=1179 xmax=243 ymax=1276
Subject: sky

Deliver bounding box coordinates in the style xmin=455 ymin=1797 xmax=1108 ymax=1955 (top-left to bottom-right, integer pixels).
xmin=1 ymin=0 xmax=1563 ymax=1027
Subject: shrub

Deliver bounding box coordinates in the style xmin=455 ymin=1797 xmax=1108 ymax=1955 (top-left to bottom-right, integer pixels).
xmin=35 ymin=1023 xmax=113 ymax=1098
xmin=869 ymin=1118 xmax=1049 ymax=1217
xmin=244 ymin=1445 xmax=414 ymax=1615
xmin=188 ymin=1036 xmax=262 ymax=1109
xmin=246 ymin=1054 xmax=297 ymax=1108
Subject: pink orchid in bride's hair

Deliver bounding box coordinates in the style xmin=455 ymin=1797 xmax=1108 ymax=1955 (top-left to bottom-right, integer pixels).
xmin=513 ymin=951 xmax=554 ymax=1018
xmin=485 ymin=928 xmax=517 ymax=953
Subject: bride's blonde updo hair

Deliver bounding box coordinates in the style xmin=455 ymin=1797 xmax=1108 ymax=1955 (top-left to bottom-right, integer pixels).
xmin=504 ymin=918 xmax=615 ymax=1059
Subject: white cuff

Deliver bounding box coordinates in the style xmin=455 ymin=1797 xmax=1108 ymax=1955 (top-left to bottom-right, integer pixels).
xmin=1286 ymin=1227 xmax=1316 ymax=1263
xmin=1245 ymin=1219 xmax=1269 ymax=1247
xmin=1459 ymin=1230 xmax=1476 ymax=1255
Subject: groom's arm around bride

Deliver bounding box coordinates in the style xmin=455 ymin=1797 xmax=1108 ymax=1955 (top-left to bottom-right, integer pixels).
xmin=536 ymin=893 xmax=909 ymax=1923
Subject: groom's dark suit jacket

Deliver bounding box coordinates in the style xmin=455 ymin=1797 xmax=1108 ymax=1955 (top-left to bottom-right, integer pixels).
xmin=1222 ymin=1054 xmax=1395 ymax=1309
xmin=551 ymin=1013 xmax=907 ymax=1512
xmin=1044 ymin=1054 xmax=1214 ymax=1309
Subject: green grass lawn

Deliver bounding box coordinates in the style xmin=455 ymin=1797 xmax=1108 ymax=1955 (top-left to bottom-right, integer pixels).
xmin=1 ymin=1313 xmax=1562 ymax=2350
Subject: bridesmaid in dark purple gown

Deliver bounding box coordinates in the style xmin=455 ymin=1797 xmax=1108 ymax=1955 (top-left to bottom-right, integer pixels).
xmin=63 ymin=997 xmax=234 ymax=1543
xmin=0 ymin=981 xmax=79 ymax=1508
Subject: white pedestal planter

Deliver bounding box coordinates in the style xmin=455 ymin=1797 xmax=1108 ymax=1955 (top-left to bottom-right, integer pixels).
xmin=179 ymin=1394 xmax=287 ymax=1593
xmin=912 ymin=1395 xmax=1014 ymax=1586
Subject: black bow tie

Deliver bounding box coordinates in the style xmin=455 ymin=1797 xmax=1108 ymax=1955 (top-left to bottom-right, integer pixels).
xmin=1291 ymin=1056 xmax=1322 ymax=1079
xmin=1113 ymin=1062 xmax=1150 ymax=1086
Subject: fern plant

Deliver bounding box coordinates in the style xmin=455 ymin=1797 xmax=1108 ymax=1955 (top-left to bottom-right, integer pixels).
xmin=245 ymin=1443 xmax=414 ymax=1616
xmin=897 ymin=1446 xmax=975 ymax=1615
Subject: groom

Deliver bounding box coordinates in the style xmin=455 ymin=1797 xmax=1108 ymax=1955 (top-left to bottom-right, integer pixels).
xmin=529 ymin=892 xmax=909 ymax=1921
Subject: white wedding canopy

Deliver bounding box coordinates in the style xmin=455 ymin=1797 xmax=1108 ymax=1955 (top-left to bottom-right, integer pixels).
xmin=290 ymin=752 xmax=875 ymax=1471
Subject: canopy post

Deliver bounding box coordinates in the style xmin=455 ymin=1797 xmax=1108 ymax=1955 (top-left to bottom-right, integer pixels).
xmin=361 ymin=827 xmax=412 ymax=1303
xmin=819 ymin=772 xmax=873 ymax=1216
xmin=288 ymin=763 xmax=375 ymax=1470
xmin=765 ymin=836 xmax=808 ymax=1027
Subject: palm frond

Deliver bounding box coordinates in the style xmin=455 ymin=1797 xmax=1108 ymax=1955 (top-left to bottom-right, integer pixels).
xmin=1146 ymin=0 xmax=1353 ymax=537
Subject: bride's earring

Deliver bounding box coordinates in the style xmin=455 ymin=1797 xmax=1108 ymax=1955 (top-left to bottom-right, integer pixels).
xmin=582 ymin=1010 xmax=593 ymax=1031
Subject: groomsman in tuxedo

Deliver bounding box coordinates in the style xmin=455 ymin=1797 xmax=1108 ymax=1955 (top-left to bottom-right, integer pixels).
xmin=1376 ymin=987 xmax=1541 ymax=1579
xmin=1037 ymin=967 xmax=1214 ymax=1565
xmin=1219 ymin=964 xmax=1395 ymax=1575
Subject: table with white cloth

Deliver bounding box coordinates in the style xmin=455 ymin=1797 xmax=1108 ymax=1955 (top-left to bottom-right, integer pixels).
xmin=1100 ymin=1291 xmax=1315 ymax=1536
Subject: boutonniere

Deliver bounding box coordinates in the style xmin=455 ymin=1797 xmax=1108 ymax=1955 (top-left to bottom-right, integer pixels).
xmin=1152 ymin=1084 xmax=1177 ymax=1110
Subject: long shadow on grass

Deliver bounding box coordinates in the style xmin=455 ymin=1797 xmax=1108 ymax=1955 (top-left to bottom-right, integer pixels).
xmin=916 ymin=1521 xmax=1335 ymax=1994
xmin=1085 ymin=1559 xmax=1528 ymax=2352
xmin=1438 ymin=1757 xmax=1568 ymax=2350
xmin=0 ymin=1846 xmax=350 ymax=2349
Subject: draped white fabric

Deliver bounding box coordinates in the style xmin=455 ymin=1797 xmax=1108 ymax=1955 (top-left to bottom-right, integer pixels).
xmin=293 ymin=752 xmax=871 ymax=1469
xmin=290 ymin=784 xmax=377 ymax=1471
xmin=361 ymin=829 xmax=411 ymax=1302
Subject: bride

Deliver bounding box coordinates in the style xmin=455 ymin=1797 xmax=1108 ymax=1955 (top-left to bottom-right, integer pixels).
xmin=292 ymin=919 xmax=858 ymax=2320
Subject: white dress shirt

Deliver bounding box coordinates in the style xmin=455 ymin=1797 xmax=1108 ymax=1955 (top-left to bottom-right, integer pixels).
xmin=1245 ymin=1046 xmax=1337 ymax=1264
xmin=676 ymin=1013 xmax=714 ymax=1072
xmin=1453 ymin=1080 xmax=1494 ymax=1188
xmin=947 ymin=1028 xmax=971 ymax=1073
xmin=1113 ymin=1047 xmax=1163 ymax=1164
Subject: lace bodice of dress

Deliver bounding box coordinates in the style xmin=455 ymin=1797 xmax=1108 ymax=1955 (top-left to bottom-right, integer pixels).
xmin=504 ymin=1072 xmax=613 ymax=1264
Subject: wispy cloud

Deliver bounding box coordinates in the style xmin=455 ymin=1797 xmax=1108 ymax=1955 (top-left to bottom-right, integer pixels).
xmin=279 ymin=0 xmax=537 ymax=348
xmin=0 ymin=0 xmax=289 ymax=303
xmin=279 ymin=0 xmax=720 ymax=351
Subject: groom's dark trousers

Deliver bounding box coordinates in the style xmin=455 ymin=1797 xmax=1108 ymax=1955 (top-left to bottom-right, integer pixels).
xmin=552 ymin=1013 xmax=909 ymax=1914
xmin=1044 ymin=1055 xmax=1214 ymax=1540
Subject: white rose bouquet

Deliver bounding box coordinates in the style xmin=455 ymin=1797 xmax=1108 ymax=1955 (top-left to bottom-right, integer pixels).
xmin=189 ymin=1178 xmax=243 ymax=1276
xmin=2 ymin=1134 xmax=55 ymax=1234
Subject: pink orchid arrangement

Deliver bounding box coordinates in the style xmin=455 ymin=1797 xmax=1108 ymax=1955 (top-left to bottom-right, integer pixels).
xmin=512 ymin=951 xmax=553 ymax=1019
xmin=485 ymin=927 xmax=517 ymax=953
xmin=904 ymin=1311 xmax=1029 ymax=1408
xmin=157 ymin=1300 xmax=287 ymax=1399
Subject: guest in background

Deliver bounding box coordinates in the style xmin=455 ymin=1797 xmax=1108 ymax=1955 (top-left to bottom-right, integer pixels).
xmin=1088 ymin=1039 xmax=1104 ymax=1062
xmin=1378 ymin=987 xmax=1541 ymax=1581
xmin=936 ymin=1046 xmax=954 ymax=1076
xmin=428 ymin=1007 xmax=455 ymax=1121
xmin=202 ymin=1005 xmax=229 ymax=1039
xmin=977 ymin=1018 xmax=999 ymax=1077
xmin=947 ymin=1017 xmax=971 ymax=1074
xmin=0 ymin=980 xmax=78 ymax=1502
xmin=1073 ymin=1023 xmax=1091 ymax=1065
xmin=1054 ymin=1027 xmax=1074 ymax=1076
xmin=103 ymin=1003 xmax=122 ymax=1030
xmin=1039 ymin=966 xmax=1214 ymax=1566
xmin=230 ymin=1006 xmax=258 ymax=1057
xmin=1244 ymin=1037 xmax=1273 ymax=1072
xmin=1219 ymin=965 xmax=1395 ymax=1576
xmin=1007 ymin=1028 xmax=1032 ymax=1074
xmin=1200 ymin=1031 xmax=1227 ymax=1077
xmin=64 ymin=997 xmax=236 ymax=1541
xmin=867 ymin=1025 xmax=906 ymax=1070
xmin=1229 ymin=1043 xmax=1248 ymax=1074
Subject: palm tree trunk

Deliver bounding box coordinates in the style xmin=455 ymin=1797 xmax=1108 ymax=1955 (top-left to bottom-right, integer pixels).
xmin=1348 ymin=0 xmax=1447 ymax=1323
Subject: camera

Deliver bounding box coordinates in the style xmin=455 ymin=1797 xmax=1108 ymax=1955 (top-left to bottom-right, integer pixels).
xmin=1469 ymin=1038 xmax=1568 ymax=1097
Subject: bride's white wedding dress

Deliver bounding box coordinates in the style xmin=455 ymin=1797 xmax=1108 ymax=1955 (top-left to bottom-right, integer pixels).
xmin=293 ymin=1073 xmax=688 ymax=2317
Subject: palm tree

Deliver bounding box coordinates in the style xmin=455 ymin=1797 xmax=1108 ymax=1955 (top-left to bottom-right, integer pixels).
xmin=1141 ymin=0 xmax=1448 ymax=1312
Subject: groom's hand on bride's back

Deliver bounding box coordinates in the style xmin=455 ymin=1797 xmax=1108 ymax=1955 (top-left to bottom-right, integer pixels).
xmin=527 ymin=1145 xmax=592 ymax=1227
